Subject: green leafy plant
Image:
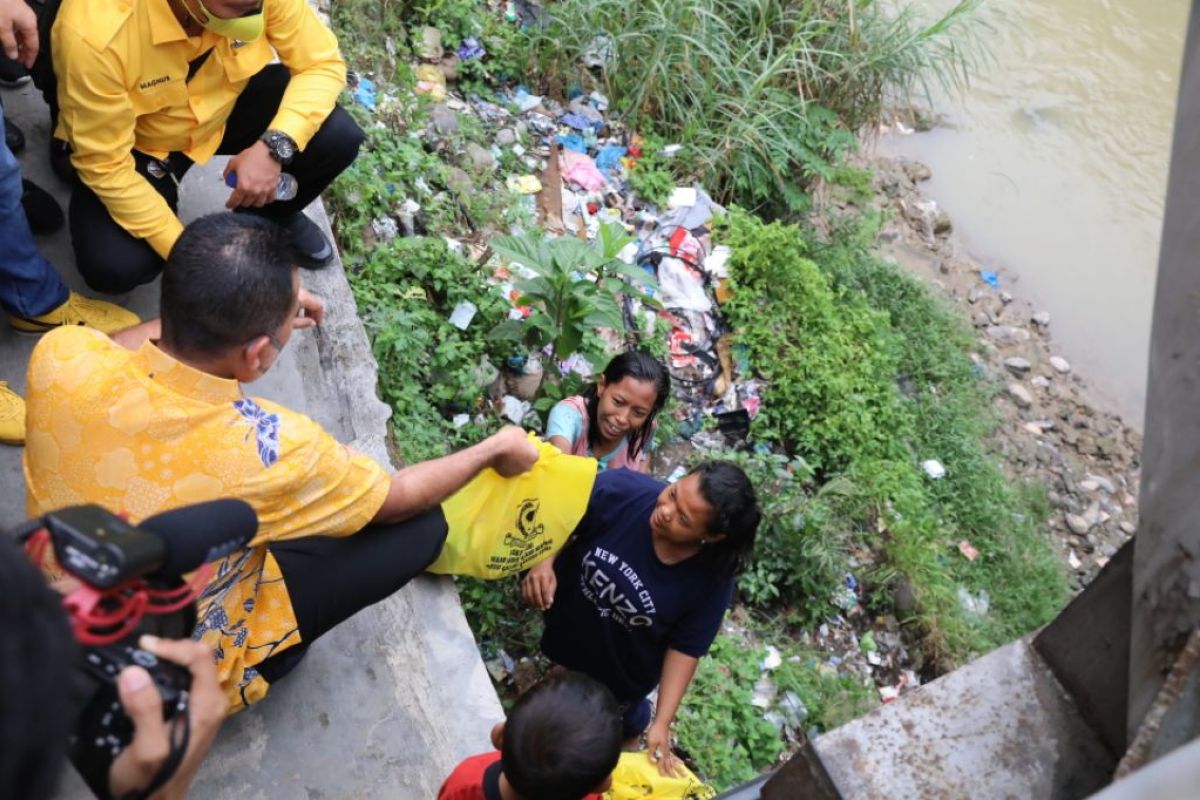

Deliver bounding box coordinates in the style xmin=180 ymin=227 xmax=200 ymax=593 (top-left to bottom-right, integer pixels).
xmin=489 ymin=223 xmax=656 ymax=361
xmin=675 ymin=634 xmax=785 ymax=788
xmin=719 ymin=208 xmax=1067 ymax=666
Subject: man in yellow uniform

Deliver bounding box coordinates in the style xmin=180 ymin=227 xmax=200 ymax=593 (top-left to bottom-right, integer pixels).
xmin=24 ymin=212 xmax=540 ymax=712
xmin=52 ymin=0 xmax=360 ymax=293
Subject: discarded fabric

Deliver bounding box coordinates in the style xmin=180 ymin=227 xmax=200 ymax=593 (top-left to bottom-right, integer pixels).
xmin=457 ymin=37 xmax=485 ymax=60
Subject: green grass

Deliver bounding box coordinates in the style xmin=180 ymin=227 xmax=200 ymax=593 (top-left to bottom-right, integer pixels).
xmin=719 ymin=209 xmax=1069 ymax=666
xmin=528 ymin=0 xmax=980 ymax=215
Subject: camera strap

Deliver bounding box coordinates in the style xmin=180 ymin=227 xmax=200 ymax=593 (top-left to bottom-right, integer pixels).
xmin=124 ymin=695 xmax=191 ymax=800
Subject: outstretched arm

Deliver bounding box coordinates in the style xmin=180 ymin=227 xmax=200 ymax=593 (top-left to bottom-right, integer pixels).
xmin=372 ymin=427 xmax=539 ymax=524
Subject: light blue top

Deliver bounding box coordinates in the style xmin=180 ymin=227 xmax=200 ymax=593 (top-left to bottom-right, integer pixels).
xmin=546 ymin=402 xmax=630 ymax=470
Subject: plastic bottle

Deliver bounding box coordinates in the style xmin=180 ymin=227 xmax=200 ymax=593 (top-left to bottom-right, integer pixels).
xmin=223 ymin=171 xmax=298 ymax=201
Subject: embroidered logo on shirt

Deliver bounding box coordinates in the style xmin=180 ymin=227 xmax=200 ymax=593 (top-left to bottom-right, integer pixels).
xmin=138 ymin=75 xmax=172 ymax=90
xmin=232 ymin=398 xmax=280 ymax=467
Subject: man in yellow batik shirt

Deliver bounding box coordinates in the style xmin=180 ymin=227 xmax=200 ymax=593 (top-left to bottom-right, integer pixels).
xmin=51 ymin=0 xmax=361 ymax=294
xmin=24 ymin=213 xmax=540 ymax=712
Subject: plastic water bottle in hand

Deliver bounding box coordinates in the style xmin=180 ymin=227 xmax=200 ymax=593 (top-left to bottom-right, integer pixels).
xmin=224 ymin=171 xmax=298 ymax=201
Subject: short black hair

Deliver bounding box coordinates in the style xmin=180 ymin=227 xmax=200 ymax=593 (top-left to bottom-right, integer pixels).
xmin=161 ymin=213 xmax=324 ymax=358
xmin=0 ymin=537 xmax=77 ymax=800
xmin=502 ymin=672 xmax=622 ymax=800
xmin=692 ymin=461 xmax=761 ymax=578
xmin=584 ymin=350 xmax=670 ymax=462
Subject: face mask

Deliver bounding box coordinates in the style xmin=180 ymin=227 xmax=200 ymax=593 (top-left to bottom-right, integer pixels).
xmin=184 ymin=0 xmax=265 ymax=41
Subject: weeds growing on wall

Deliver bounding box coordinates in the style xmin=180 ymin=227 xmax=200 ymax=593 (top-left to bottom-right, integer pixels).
xmin=529 ymin=0 xmax=979 ymax=215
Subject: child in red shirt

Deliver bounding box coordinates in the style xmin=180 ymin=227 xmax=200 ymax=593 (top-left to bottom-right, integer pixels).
xmin=439 ymin=673 xmax=621 ymax=800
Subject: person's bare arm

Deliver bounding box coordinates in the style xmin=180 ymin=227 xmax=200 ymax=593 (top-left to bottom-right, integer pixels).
xmin=644 ymin=649 xmax=699 ymax=777
xmin=112 ymin=319 xmax=162 ymax=351
xmin=371 ymin=426 xmax=539 ymax=524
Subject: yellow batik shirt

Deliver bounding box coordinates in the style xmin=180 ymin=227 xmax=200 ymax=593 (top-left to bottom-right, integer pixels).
xmin=24 ymin=327 xmax=390 ymax=712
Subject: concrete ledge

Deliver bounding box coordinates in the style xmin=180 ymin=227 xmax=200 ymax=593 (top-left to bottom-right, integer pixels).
xmin=813 ymin=637 xmax=1114 ymax=800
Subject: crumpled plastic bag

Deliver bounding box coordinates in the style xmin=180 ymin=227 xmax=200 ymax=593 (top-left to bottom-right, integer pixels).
xmin=562 ymin=150 xmax=607 ymax=191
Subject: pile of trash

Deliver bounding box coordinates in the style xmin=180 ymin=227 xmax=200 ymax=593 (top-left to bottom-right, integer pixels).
xmin=455 ymin=78 xmax=765 ymax=443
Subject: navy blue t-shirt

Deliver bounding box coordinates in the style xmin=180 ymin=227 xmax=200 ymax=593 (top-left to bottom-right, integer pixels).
xmin=540 ymin=469 xmax=734 ymax=702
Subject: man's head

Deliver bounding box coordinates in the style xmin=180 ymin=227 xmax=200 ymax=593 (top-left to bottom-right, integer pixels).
xmin=491 ymin=672 xmax=621 ymax=800
xmin=161 ymin=213 xmax=324 ymax=382
xmin=0 ymin=538 xmax=76 ymax=800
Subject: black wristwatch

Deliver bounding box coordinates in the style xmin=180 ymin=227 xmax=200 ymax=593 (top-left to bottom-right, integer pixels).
xmin=259 ymin=130 xmax=297 ymax=165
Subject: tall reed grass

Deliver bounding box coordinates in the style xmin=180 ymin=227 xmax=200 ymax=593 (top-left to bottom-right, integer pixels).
xmin=532 ymin=0 xmax=980 ymax=215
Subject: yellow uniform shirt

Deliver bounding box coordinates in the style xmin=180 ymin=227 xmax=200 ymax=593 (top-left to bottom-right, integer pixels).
xmin=52 ymin=0 xmax=347 ymax=258
xmin=24 ymin=327 xmax=390 ymax=711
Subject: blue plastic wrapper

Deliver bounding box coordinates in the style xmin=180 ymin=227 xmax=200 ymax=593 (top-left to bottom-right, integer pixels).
xmin=353 ymin=77 xmax=376 ymax=110
xmin=595 ymin=144 xmax=627 ymax=175
xmin=555 ymin=133 xmax=588 ymax=153
xmin=457 ymin=37 xmax=486 ymax=60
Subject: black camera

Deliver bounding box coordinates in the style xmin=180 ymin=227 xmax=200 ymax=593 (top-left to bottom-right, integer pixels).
xmin=16 ymin=500 xmax=256 ymax=799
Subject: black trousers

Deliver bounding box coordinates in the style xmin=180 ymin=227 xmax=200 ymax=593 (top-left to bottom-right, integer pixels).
xmin=255 ymin=508 xmax=450 ymax=685
xmin=69 ymin=64 xmax=364 ymax=294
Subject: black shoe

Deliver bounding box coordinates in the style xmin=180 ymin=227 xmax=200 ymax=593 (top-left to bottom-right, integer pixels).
xmin=49 ymin=138 xmax=74 ymax=182
xmin=21 ymin=180 xmax=64 ymax=235
xmin=284 ymin=212 xmax=334 ymax=267
xmin=4 ymin=116 xmax=24 ymax=154
xmin=0 ymin=56 xmax=30 ymax=88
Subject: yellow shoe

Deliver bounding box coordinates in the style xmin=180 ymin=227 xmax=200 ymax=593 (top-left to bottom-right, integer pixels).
xmin=0 ymin=382 xmax=26 ymax=446
xmin=9 ymin=292 xmax=141 ymax=335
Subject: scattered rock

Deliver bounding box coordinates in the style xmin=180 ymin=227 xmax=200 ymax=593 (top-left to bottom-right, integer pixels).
xmin=429 ymin=104 xmax=460 ymax=136
xmin=1085 ymin=473 xmax=1116 ymax=494
xmin=465 ymin=142 xmax=497 ymax=173
xmin=987 ymin=325 xmax=1032 ymax=345
xmin=1032 ymin=311 xmax=1051 ymax=328
xmin=1000 ymin=291 xmax=1013 ymax=304
xmin=1049 ymin=356 xmax=1072 ymax=374
xmin=933 ymin=210 xmax=953 ymax=237
xmin=1066 ymin=514 xmax=1092 ymax=535
xmin=418 ymin=26 xmax=444 ymax=61
xmin=1007 ymin=383 xmax=1034 ymax=409
xmin=438 ymin=56 xmax=461 ymax=82
xmin=1120 ymin=521 xmax=1137 ymax=536
xmin=445 ymin=167 xmax=473 ymax=195
xmin=1004 ymin=357 xmax=1032 ymax=375
xmin=1032 ymin=376 xmax=1051 ymax=389
xmin=902 ymin=160 xmax=932 ymax=183
xmin=496 ymin=128 xmax=518 ymax=147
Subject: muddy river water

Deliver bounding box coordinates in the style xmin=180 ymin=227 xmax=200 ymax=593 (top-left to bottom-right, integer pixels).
xmin=882 ymin=0 xmax=1188 ymax=426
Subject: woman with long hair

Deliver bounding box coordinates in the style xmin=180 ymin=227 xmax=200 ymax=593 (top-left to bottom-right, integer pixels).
xmin=546 ymin=351 xmax=670 ymax=473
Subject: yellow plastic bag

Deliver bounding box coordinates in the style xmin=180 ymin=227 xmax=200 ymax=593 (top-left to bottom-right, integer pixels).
xmin=605 ymin=752 xmax=716 ymax=800
xmin=428 ymin=435 xmax=597 ymax=579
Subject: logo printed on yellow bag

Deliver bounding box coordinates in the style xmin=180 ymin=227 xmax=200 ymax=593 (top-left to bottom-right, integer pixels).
xmin=604 ymin=752 xmax=716 ymax=799
xmin=491 ymin=497 xmax=552 ymax=574
xmin=428 ymin=435 xmax=598 ymax=579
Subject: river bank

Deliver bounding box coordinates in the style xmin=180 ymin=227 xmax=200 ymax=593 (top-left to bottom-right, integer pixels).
xmin=861 ymin=148 xmax=1142 ymax=588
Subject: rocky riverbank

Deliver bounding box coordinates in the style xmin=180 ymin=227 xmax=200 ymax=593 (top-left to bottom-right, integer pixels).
xmin=863 ymin=152 xmax=1142 ymax=591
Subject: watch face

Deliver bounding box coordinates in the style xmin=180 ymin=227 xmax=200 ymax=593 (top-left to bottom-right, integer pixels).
xmin=276 ymin=138 xmax=296 ymax=159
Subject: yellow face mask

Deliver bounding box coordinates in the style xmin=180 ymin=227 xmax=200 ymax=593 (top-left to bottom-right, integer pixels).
xmin=184 ymin=0 xmax=265 ymax=41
